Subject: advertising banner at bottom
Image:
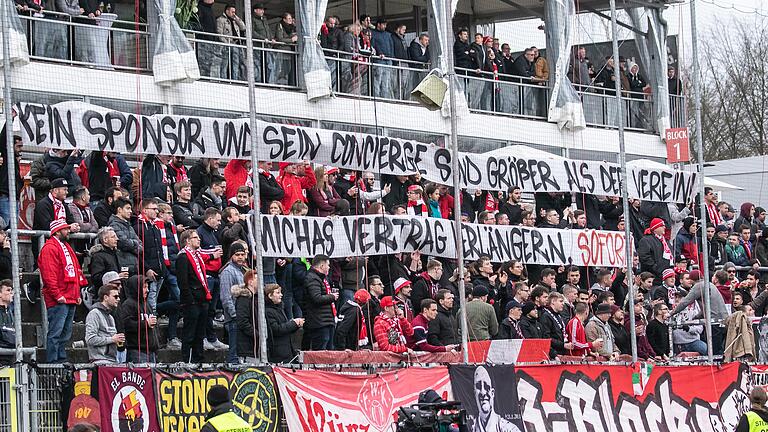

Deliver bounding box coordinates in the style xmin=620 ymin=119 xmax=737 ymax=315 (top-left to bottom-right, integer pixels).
xmin=97 ymin=367 xmax=161 ymax=432
xmin=274 ymin=366 xmax=452 ymax=432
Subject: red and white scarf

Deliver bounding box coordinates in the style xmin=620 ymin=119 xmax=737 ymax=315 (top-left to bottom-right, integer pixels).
xmin=168 ymin=163 xmax=188 ymax=183
xmin=153 ymin=219 xmax=178 ymax=267
xmin=50 ymin=193 xmax=65 ymax=221
xmin=484 ymin=193 xmax=497 ymax=212
xmin=407 ymin=199 xmax=427 ymax=215
xmin=706 ymin=202 xmax=722 ymax=226
xmin=55 ymin=237 xmax=87 ymax=286
xmin=323 ymin=276 xmax=337 ymax=319
xmin=184 ymin=247 xmax=212 ymax=301
xmin=378 ymin=312 xmax=407 ymax=346
xmin=349 ymin=300 xmax=368 ymax=347
xmin=657 ymin=234 xmax=673 ymax=265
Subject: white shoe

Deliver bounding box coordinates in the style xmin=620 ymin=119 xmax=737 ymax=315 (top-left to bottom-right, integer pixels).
xmin=203 ymin=339 xmax=216 ymax=351
xmin=211 ymin=339 xmax=229 ymax=351
xmin=166 ymin=338 xmax=182 ymax=350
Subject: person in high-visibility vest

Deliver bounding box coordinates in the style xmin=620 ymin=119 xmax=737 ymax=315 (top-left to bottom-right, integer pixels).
xmin=201 ymin=385 xmax=252 ymax=432
xmin=736 ymin=387 xmax=768 ymax=432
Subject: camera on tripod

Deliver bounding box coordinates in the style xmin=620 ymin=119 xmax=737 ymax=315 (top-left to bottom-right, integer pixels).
xmin=396 ymin=390 xmax=467 ymax=432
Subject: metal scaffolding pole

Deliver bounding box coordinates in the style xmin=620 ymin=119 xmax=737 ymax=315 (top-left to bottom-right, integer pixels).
xmin=689 ymin=0 xmax=713 ymax=363
xmin=0 ymin=0 xmax=23 ymax=363
xmin=243 ymin=0 xmax=269 ymax=363
xmin=609 ymin=0 xmax=637 ymax=362
xmin=443 ymin=0 xmax=469 ymax=362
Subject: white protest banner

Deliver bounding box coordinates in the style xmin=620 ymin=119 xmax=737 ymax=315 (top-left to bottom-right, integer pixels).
xmin=14 ymin=101 xmax=696 ymax=203
xmin=259 ymin=214 xmax=630 ymax=267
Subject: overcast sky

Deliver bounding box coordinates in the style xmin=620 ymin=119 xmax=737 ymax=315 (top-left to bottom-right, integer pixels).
xmin=496 ymin=0 xmax=766 ymax=52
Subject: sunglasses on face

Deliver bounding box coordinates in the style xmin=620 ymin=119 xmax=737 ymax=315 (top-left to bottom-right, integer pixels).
xmin=475 ymin=382 xmax=492 ymax=392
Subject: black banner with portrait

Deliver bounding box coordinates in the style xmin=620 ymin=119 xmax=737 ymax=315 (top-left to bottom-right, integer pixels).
xmin=448 ymin=365 xmax=523 ymax=432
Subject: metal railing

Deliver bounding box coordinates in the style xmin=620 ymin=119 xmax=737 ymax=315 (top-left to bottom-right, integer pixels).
xmin=14 ymin=13 xmax=688 ymax=133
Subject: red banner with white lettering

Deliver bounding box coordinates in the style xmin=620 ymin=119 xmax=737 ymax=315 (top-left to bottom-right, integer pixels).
xmin=274 ymin=367 xmax=452 ymax=432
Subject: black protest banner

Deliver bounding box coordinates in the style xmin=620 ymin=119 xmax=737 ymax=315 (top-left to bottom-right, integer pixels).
xmin=449 ymin=365 xmax=524 ymax=432
xmin=153 ymin=366 xmax=279 ymax=432
xmin=259 ymin=214 xmax=629 ymax=267
xmin=15 ymin=101 xmax=697 ymax=203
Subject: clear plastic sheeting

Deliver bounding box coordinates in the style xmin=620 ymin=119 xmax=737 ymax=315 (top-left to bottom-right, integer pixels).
xmin=545 ymin=0 xmax=585 ymax=130
xmin=152 ymin=0 xmax=200 ymax=86
xmin=426 ymin=0 xmax=468 ymax=118
xmin=0 ymin=0 xmax=29 ymax=67
xmin=298 ymin=0 xmax=331 ymax=101
xmin=628 ymin=7 xmax=670 ymax=137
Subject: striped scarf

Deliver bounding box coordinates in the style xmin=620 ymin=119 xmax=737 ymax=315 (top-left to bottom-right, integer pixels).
xmin=154 ymin=219 xmax=178 ymax=267
xmin=706 ymin=202 xmax=722 ymax=226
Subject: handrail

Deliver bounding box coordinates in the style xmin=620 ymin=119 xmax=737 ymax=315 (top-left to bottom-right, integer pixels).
xmin=23 ymin=9 xmax=149 ymax=31
xmin=19 ymin=14 xmax=151 ymax=36
xmin=18 ymin=229 xmax=97 ymax=240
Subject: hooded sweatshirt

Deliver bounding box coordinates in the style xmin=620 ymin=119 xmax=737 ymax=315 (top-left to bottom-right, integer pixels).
xmin=116 ymin=276 xmax=159 ymax=353
xmin=84 ymin=302 xmax=117 ymax=363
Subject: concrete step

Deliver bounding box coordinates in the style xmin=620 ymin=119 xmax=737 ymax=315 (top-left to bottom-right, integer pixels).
xmin=35 ymin=346 xmax=229 ymax=364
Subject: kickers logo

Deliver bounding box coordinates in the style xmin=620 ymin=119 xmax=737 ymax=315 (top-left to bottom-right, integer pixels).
xmin=357 ymin=377 xmax=395 ymax=431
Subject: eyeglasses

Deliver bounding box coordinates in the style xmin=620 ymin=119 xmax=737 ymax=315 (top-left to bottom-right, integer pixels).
xmin=475 ymin=382 xmax=492 ymax=392
xmin=146 ymin=207 xmax=159 ymax=211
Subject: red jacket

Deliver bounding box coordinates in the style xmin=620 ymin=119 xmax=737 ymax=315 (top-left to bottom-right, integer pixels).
xmin=438 ymin=193 xmax=454 ymax=219
xmin=39 ymin=237 xmax=87 ymax=308
xmin=224 ymin=159 xmax=249 ymax=200
xmin=373 ymin=314 xmax=414 ymax=353
xmin=277 ymin=165 xmax=316 ymax=213
xmin=566 ymin=316 xmax=594 ymax=357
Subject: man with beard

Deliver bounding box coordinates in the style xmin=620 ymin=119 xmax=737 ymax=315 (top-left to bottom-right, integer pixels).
xmin=472 ymin=366 xmax=521 ymax=432
xmin=539 ymin=292 xmax=574 ymax=358
xmin=497 ymin=186 xmax=523 ymax=225
xmin=428 ymin=289 xmax=458 ymax=347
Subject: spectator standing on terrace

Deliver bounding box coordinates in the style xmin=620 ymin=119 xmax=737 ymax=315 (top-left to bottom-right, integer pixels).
xmin=196 ymin=208 xmax=228 ymax=352
xmin=85 ymin=285 xmax=122 ymax=364
xmin=335 ymin=289 xmax=371 ymax=350
xmin=308 ymin=166 xmax=341 ymax=217
xmin=409 ymin=299 xmax=457 ymax=353
xmin=235 ymin=270 xmax=258 ymax=362
xmin=193 ymin=175 xmax=226 ymax=213
xmin=407 ymin=33 xmax=430 ymax=93
xmin=93 ymin=187 xmax=121 ymax=228
xmin=220 ymin=207 xmax=248 ymax=260
xmin=304 ymin=255 xmax=338 ymax=350
xmin=727 ymin=232 xmax=750 ymax=267
xmin=567 ymin=302 xmax=603 ymax=357
xmin=40 ymin=220 xmax=88 ymax=363
xmin=675 ymin=217 xmax=700 ymax=266
xmin=219 ymin=242 xmax=248 ymax=363
xmin=223 ymin=159 xmax=250 ymax=201
xmin=134 ymin=199 xmax=165 ymax=314
xmin=497 ymin=302 xmax=523 ymax=339
xmin=109 ymin=198 xmax=141 ymax=276
xmin=272 ymin=12 xmax=298 ymax=85
xmin=703 ymin=187 xmax=722 ymax=227
xmin=461 ymin=286 xmax=498 ymax=341
xmin=608 ymin=305 xmax=630 ymax=355
xmin=172 ymin=181 xmax=203 ymax=230
xmin=256 ymin=161 xmax=285 ymax=213
xmin=197 ymin=0 xmax=223 ymax=78
xmin=230 ymin=187 xmax=252 ymax=215
xmin=321 ymin=16 xmax=342 ymax=88
xmin=252 ymin=4 xmax=275 ymax=82
xmin=0 ymin=132 xmax=21 ymax=225
xmin=373 ymin=296 xmax=414 ymax=354
xmin=177 ymin=230 xmax=212 ymax=362
xmin=34 ymin=178 xmax=75 ymax=233
xmin=428 ymin=289 xmax=458 ymax=346
xmin=0 ymin=281 xmax=14 ymax=364
xmin=569 ymin=46 xmax=590 ymax=88
xmin=498 ymin=186 xmax=523 ymax=225
xmin=216 ymin=4 xmax=246 ymax=80
xmin=646 ymin=303 xmax=670 ymax=360
xmin=369 ymin=18 xmax=394 ymax=99
xmin=117 ymin=275 xmax=159 ymax=363
xmin=167 ymin=156 xmax=188 ymax=201
xmin=189 ymin=158 xmax=221 ymax=199
xmin=540 ymin=292 xmax=574 ymax=357
xmin=638 ymin=218 xmax=673 ymax=283
xmin=277 ymin=162 xmax=316 ymax=213
xmin=141 ymin=155 xmax=170 ymax=202
xmin=585 ymin=303 xmax=619 ymax=360
xmin=265 ymin=283 xmax=303 ymax=363
xmin=411 ymin=259 xmax=443 ymax=309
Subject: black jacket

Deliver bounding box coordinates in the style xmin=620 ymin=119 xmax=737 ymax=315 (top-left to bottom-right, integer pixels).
xmin=497 ymin=201 xmax=523 ymax=225
xmin=0 ymin=127 xmax=21 ymax=198
xmin=361 ymin=296 xmax=381 ymax=341
xmin=188 ymin=159 xmax=217 ymax=199
xmin=453 ymin=39 xmax=475 ymax=70
xmin=134 ymin=217 xmax=165 ymax=274
xmin=381 ymin=176 xmax=409 ymax=213
xmin=116 ymin=275 xmax=159 ymax=353
xmin=638 ymin=233 xmax=671 ymax=282
xmin=609 ymin=320 xmax=630 ymax=354
xmin=646 ymin=318 xmax=669 ymax=357
xmin=534 ymin=192 xmax=572 ymax=221
xmin=85 ymin=152 xmax=112 ymax=202
xmin=392 ymin=33 xmax=409 ymax=60
xmin=0 ymin=304 xmax=14 ymax=350
xmin=44 ymin=151 xmax=82 ymax=191
xmin=234 ymin=285 xmax=257 ymax=358
xmin=520 ymin=315 xmax=543 ymax=339
xmin=176 ymin=249 xmax=210 ymax=305
xmin=427 ymin=304 xmax=458 ymax=346
xmin=141 ymin=155 xmax=169 ymax=201
xmin=407 ymin=40 xmax=429 ymax=64
xmin=219 ymin=221 xmax=248 ymax=260
xmin=88 ymin=244 xmax=120 ymax=290
xmin=539 ymin=307 xmax=567 ymax=357
xmin=265 ymin=298 xmax=299 ymax=363
xmin=411 ymin=273 xmax=440 ymax=312
xmin=335 ymin=300 xmax=369 ymax=350
xmin=93 ymin=200 xmax=114 ymax=228
xmin=258 ymin=172 xmax=285 ymax=213
xmin=33 ymin=195 xmax=73 ymax=230
xmin=496 ymin=318 xmax=523 ymax=339
xmin=304 ymin=269 xmax=336 ymax=329
xmin=172 ymin=200 xmax=203 ymax=229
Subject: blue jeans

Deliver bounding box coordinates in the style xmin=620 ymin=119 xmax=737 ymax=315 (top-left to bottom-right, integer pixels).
xmin=307 ymin=325 xmax=335 ymax=350
xmin=0 ymin=195 xmax=10 ymax=228
xmin=226 ymin=321 xmax=238 ymax=364
xmin=675 ymin=339 xmax=707 ymax=356
xmin=147 ymin=275 xmax=164 ymax=314
xmin=46 ymin=304 xmax=75 ymax=363
xmin=127 ymin=350 xmax=156 ymax=363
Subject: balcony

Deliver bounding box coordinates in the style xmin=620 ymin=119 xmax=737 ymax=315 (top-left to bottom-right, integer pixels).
xmin=14 ymin=12 xmax=686 ymax=136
